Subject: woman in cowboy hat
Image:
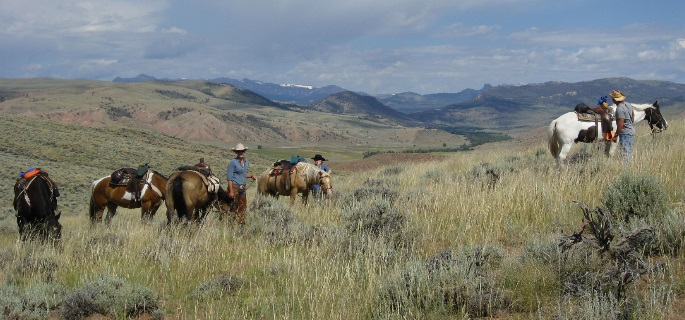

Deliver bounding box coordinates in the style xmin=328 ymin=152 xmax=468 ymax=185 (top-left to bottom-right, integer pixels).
xmin=311 ymin=154 xmax=330 ymax=197
xmin=610 ymin=90 xmax=635 ymax=163
xmin=226 ymin=143 xmax=256 ymax=223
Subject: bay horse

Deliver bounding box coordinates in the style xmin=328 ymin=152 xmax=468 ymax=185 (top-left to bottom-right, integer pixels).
xmin=13 ymin=173 xmax=62 ymax=241
xmin=165 ymin=170 xmax=232 ymax=224
xmin=257 ymin=161 xmax=332 ymax=205
xmin=548 ymin=101 xmax=668 ymax=164
xmin=89 ymin=170 xmax=168 ymax=224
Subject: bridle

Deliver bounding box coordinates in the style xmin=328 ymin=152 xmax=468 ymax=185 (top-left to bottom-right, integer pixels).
xmin=319 ymin=175 xmax=333 ymax=192
xmin=644 ymin=106 xmax=667 ymax=134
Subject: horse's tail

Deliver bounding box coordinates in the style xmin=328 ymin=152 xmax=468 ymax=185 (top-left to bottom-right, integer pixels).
xmin=170 ymin=176 xmax=188 ymax=218
xmin=548 ymin=118 xmax=560 ymax=159
xmin=89 ymin=193 xmax=96 ymax=221
xmin=88 ymin=178 xmax=101 ymax=222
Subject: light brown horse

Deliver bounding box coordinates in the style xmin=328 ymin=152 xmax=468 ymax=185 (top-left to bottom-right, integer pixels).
xmin=165 ymin=170 xmax=232 ymax=224
xmin=90 ymin=170 xmax=168 ymax=224
xmin=257 ymin=162 xmax=332 ymax=205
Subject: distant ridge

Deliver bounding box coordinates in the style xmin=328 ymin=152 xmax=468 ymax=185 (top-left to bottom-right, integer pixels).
xmin=309 ymin=91 xmax=416 ymax=126
xmin=208 ymin=77 xmax=346 ymax=104
xmin=112 ymin=74 xmax=157 ymax=83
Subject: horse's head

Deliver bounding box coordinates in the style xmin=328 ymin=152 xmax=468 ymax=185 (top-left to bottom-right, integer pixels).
xmin=645 ymin=100 xmax=668 ymax=133
xmin=44 ymin=212 xmax=62 ymax=241
xmin=216 ymin=187 xmax=234 ymax=214
xmin=318 ymin=172 xmax=333 ymax=196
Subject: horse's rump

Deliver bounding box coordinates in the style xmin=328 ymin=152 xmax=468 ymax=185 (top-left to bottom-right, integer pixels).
xmin=166 ymin=170 xmax=231 ymax=222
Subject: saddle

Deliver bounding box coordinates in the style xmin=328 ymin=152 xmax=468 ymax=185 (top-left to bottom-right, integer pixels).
xmin=14 ymin=170 xmax=60 ymax=210
xmin=178 ymin=158 xmax=221 ymax=193
xmin=110 ymin=164 xmax=149 ymax=202
xmin=271 ymin=159 xmax=294 ymax=191
xmin=574 ymin=103 xmax=615 ymax=141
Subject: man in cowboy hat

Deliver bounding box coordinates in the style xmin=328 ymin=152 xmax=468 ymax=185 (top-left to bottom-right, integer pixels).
xmin=226 ymin=143 xmax=256 ymax=223
xmin=610 ymin=90 xmax=635 ymax=163
xmin=311 ymin=154 xmax=330 ymax=197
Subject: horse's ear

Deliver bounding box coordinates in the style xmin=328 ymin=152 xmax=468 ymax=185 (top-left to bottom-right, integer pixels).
xmin=318 ymin=171 xmax=323 ymax=177
xmin=55 ymin=212 xmax=61 ymax=220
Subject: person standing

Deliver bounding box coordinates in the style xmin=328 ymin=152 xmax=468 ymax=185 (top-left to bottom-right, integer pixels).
xmin=609 ymin=90 xmax=635 ymax=163
xmin=311 ymin=154 xmax=330 ymax=197
xmin=226 ymin=143 xmax=256 ymax=223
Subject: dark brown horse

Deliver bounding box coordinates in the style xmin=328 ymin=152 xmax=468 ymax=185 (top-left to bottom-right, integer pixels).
xmin=14 ymin=173 xmax=62 ymax=241
xmin=89 ymin=170 xmax=168 ymax=224
xmin=165 ymin=170 xmax=232 ymax=224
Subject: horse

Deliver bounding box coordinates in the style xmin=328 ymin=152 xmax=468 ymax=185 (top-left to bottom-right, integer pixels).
xmin=165 ymin=170 xmax=233 ymax=224
xmin=257 ymin=161 xmax=333 ymax=205
xmin=13 ymin=173 xmax=62 ymax=241
xmin=548 ymin=101 xmax=668 ymax=164
xmin=89 ymin=170 xmax=168 ymax=224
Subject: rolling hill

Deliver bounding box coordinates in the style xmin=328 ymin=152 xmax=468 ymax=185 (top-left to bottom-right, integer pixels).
xmin=0 ymin=78 xmax=468 ymax=151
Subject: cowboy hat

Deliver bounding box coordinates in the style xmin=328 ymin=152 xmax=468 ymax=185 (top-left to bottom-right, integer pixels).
xmin=311 ymin=154 xmax=327 ymax=161
xmin=609 ymin=90 xmax=626 ymax=102
xmin=231 ymin=143 xmax=248 ymax=152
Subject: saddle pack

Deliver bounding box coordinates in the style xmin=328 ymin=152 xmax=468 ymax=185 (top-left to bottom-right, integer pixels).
xmin=14 ymin=168 xmax=60 ymax=210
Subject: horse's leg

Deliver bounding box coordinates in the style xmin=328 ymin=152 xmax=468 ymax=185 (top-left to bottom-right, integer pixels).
xmin=606 ymin=140 xmax=618 ymax=157
xmin=557 ymin=142 xmax=574 ymax=165
xmin=290 ymin=188 xmax=297 ymax=206
xmin=105 ymin=203 xmax=117 ymax=225
xmin=140 ymin=201 xmax=157 ymax=223
xmin=302 ymin=189 xmax=310 ymax=206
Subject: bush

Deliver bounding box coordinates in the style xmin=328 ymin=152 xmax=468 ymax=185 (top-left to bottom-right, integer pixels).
xmin=61 ymin=274 xmax=162 ymax=319
xmin=0 ymin=283 xmax=66 ymax=320
xmin=603 ymin=174 xmax=668 ymax=223
xmin=192 ymin=273 xmax=243 ymax=301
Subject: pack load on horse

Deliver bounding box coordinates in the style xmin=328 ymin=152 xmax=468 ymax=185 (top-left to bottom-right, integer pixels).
xmin=13 ymin=167 xmax=62 ymax=241
xmin=165 ymin=163 xmax=232 ymax=223
xmin=548 ymin=100 xmax=668 ymax=164
xmin=90 ymin=164 xmax=168 ymax=224
xmin=175 ymin=158 xmax=222 ymax=192
xmin=573 ymin=96 xmax=615 ymax=141
xmin=257 ymin=161 xmax=332 ymax=205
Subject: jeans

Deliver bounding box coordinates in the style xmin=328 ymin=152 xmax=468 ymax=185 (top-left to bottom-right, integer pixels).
xmin=618 ymin=133 xmax=633 ymax=163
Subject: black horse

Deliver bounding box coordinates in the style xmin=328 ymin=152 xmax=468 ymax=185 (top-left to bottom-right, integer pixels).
xmin=13 ymin=173 xmax=62 ymax=241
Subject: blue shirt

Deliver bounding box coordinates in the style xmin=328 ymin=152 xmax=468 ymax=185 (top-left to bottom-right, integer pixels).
xmin=227 ymin=158 xmax=249 ymax=185
xmin=317 ymin=164 xmax=330 ymax=172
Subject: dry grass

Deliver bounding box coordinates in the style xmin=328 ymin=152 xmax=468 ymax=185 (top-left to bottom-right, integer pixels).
xmin=1 ymin=110 xmax=684 ymax=318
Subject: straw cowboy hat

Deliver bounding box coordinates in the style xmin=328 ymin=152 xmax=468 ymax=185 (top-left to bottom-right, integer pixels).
xmin=311 ymin=154 xmax=327 ymax=161
xmin=609 ymin=90 xmax=626 ymax=102
xmin=231 ymin=143 xmax=248 ymax=152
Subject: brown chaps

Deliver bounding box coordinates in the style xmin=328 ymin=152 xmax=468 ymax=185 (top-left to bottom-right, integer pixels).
xmin=231 ymin=193 xmax=247 ymax=224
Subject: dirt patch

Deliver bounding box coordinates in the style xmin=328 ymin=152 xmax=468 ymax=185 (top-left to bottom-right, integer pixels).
xmin=329 ymin=153 xmax=447 ymax=173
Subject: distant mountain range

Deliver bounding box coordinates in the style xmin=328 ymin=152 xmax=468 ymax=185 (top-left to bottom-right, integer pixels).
xmin=111 ymin=74 xmax=685 ymax=132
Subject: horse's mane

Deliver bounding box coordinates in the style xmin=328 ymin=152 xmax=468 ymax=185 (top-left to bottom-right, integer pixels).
xmin=151 ymin=170 xmax=168 ymax=179
xmin=296 ymin=162 xmax=330 ymax=179
xmin=625 ymin=103 xmax=653 ymax=112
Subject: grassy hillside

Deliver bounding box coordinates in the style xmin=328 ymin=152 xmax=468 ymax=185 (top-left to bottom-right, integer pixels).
xmin=1 ymin=109 xmax=685 ymax=318
xmin=0 ymin=79 xmax=468 ymax=151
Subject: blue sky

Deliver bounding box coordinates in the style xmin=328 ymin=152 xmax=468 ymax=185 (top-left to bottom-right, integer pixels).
xmin=1 ymin=0 xmax=684 ymax=94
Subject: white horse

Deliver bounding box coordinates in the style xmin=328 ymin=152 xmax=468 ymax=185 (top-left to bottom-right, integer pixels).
xmin=548 ymin=101 xmax=668 ymax=163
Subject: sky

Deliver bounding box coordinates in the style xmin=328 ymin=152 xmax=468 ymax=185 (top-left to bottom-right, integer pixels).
xmin=1 ymin=0 xmax=684 ymax=94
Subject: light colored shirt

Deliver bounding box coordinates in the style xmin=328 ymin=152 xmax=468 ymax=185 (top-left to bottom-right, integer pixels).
xmin=615 ymin=102 xmax=635 ymax=135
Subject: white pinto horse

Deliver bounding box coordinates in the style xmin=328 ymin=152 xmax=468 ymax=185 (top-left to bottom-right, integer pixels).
xmin=548 ymin=101 xmax=668 ymax=164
